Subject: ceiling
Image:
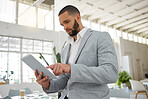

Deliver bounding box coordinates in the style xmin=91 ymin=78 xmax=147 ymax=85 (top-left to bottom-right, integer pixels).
xmin=12 ymin=0 xmax=148 ymax=38
xmin=15 ymin=0 xmax=54 ymax=10
xmin=56 ymin=0 xmax=148 ymax=38
xmin=19 ymin=0 xmax=54 ymax=5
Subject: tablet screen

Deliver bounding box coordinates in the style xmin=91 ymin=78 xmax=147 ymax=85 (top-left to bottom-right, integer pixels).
xmin=21 ymin=54 xmax=57 ymax=79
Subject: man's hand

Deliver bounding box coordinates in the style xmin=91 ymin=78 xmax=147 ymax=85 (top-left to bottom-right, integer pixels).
xmin=47 ymin=63 xmax=71 ymax=76
xmin=35 ymin=69 xmax=51 ymax=89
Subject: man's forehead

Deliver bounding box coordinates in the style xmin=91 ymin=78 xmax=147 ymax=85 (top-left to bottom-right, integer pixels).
xmin=59 ymin=11 xmax=69 ymax=18
xmin=59 ymin=12 xmax=73 ymax=22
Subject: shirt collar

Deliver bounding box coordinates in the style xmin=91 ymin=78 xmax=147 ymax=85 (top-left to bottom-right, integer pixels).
xmin=68 ymin=27 xmax=88 ymax=44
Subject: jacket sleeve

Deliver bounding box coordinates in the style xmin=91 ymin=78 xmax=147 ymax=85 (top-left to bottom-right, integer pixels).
xmin=70 ymin=32 xmax=118 ymax=84
xmin=43 ymin=73 xmax=70 ymax=93
xmin=43 ymin=43 xmax=71 ymax=93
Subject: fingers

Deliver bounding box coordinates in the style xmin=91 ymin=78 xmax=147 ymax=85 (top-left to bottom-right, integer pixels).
xmin=37 ymin=76 xmax=48 ymax=85
xmin=35 ymin=70 xmax=51 ymax=89
xmin=55 ymin=65 xmax=61 ymax=76
xmin=55 ymin=65 xmax=64 ymax=76
xmin=46 ymin=65 xmax=54 ymax=70
xmin=38 ymin=77 xmax=51 ymax=89
xmin=59 ymin=67 xmax=64 ymax=75
xmin=46 ymin=63 xmax=70 ymax=76
xmin=36 ymin=72 xmax=43 ymax=82
xmin=52 ymin=63 xmax=65 ymax=76
xmin=53 ymin=65 xmax=58 ymax=75
xmin=34 ymin=69 xmax=39 ymax=78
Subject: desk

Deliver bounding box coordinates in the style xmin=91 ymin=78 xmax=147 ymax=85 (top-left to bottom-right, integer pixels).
xmin=11 ymin=93 xmax=58 ymax=99
xmin=11 ymin=96 xmax=131 ymax=99
xmin=11 ymin=96 xmax=130 ymax=99
xmin=0 ymin=82 xmax=6 ymax=85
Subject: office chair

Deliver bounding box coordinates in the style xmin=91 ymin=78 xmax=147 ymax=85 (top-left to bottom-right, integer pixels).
xmin=130 ymin=80 xmax=148 ymax=99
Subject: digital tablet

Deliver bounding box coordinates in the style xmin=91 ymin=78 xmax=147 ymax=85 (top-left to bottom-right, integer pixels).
xmin=21 ymin=54 xmax=57 ymax=79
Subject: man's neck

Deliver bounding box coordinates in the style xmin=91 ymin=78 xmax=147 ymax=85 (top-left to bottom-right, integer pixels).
xmin=73 ymin=26 xmax=84 ymax=41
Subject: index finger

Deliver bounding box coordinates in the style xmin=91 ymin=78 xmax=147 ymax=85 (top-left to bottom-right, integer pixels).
xmin=35 ymin=69 xmax=39 ymax=78
xmin=46 ymin=65 xmax=54 ymax=70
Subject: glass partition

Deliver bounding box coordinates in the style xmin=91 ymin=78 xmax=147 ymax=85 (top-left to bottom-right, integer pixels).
xmin=0 ymin=35 xmax=53 ymax=84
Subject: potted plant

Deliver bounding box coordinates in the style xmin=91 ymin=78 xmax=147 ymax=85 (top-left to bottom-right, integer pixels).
xmin=116 ymin=71 xmax=131 ymax=88
xmin=3 ymin=70 xmax=14 ymax=84
xmin=53 ymin=46 xmax=61 ymax=63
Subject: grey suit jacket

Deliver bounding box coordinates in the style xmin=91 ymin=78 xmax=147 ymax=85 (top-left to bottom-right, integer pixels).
xmin=43 ymin=29 xmax=118 ymax=99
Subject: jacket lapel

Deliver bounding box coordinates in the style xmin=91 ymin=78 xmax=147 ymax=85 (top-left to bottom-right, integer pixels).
xmin=63 ymin=43 xmax=71 ymax=64
xmin=73 ymin=29 xmax=93 ymax=63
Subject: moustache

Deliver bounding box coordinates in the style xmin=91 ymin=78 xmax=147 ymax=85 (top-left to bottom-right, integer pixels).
xmin=66 ymin=29 xmax=72 ymax=32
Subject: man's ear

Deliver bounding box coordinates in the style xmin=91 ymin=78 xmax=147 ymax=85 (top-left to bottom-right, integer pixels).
xmin=76 ymin=14 xmax=81 ymax=22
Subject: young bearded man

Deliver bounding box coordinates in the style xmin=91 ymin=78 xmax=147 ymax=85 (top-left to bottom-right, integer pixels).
xmin=35 ymin=5 xmax=118 ymax=99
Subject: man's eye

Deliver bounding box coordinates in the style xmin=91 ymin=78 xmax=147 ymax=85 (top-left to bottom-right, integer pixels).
xmin=65 ymin=21 xmax=69 ymax=23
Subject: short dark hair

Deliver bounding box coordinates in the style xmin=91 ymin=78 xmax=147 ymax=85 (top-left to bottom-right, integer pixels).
xmin=58 ymin=5 xmax=80 ymax=16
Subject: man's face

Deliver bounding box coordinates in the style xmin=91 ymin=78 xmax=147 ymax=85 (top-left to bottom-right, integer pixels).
xmin=59 ymin=11 xmax=79 ymax=36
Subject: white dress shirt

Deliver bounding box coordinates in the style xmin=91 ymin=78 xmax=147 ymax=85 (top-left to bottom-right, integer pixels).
xmin=68 ymin=27 xmax=88 ymax=64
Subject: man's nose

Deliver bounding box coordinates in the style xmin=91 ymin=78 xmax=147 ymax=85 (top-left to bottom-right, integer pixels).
xmin=64 ymin=25 xmax=67 ymax=31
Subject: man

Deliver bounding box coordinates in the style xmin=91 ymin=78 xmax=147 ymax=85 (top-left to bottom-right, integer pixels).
xmin=35 ymin=5 xmax=118 ymax=99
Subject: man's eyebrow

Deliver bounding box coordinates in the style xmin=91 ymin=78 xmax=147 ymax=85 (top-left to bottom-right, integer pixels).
xmin=63 ymin=19 xmax=70 ymax=23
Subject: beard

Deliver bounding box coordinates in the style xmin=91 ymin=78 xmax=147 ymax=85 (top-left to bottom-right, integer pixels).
xmin=69 ymin=19 xmax=79 ymax=37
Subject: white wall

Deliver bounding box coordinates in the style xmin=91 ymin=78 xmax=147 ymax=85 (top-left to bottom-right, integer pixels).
xmin=0 ymin=21 xmax=67 ymax=53
xmin=120 ymin=38 xmax=148 ymax=80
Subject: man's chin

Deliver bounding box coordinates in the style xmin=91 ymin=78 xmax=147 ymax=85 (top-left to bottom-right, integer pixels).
xmin=67 ymin=32 xmax=72 ymax=35
xmin=66 ymin=30 xmax=78 ymax=36
xmin=68 ymin=33 xmax=74 ymax=37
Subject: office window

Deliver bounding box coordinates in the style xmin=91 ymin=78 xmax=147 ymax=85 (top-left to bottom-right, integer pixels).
xmin=34 ymin=40 xmax=42 ymax=53
xmin=82 ymin=19 xmax=90 ymax=28
xmin=123 ymin=32 xmax=128 ymax=40
xmin=38 ymin=8 xmax=54 ymax=30
xmin=0 ymin=0 xmax=54 ymax=30
xmin=0 ymin=52 xmax=8 ymax=82
xmin=22 ymin=39 xmax=33 ymax=52
xmin=128 ymin=34 xmax=133 ymax=41
xmin=133 ymin=35 xmax=138 ymax=42
xmin=0 ymin=0 xmax=15 ymax=23
xmin=101 ymin=25 xmax=108 ymax=32
xmin=138 ymin=36 xmax=142 ymax=43
xmin=108 ymin=27 xmax=116 ymax=41
xmin=8 ymin=53 xmax=20 ymax=84
xmin=0 ymin=35 xmax=53 ymax=84
xmin=117 ymin=30 xmax=122 ymax=37
xmin=43 ymin=42 xmax=53 ymax=54
xmin=142 ymin=38 xmax=146 ymax=44
xmin=91 ymin=22 xmax=99 ymax=31
xmin=9 ymin=37 xmax=20 ymax=52
xmin=45 ymin=10 xmax=54 ymax=30
xmin=18 ymin=3 xmax=36 ymax=27
xmin=38 ymin=8 xmax=48 ymax=29
xmin=0 ymin=36 xmax=9 ymax=51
